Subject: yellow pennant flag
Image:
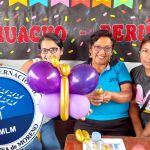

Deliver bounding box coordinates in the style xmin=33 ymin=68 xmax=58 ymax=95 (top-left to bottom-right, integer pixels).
xmin=9 ymin=0 xmax=28 ymax=6
xmin=92 ymin=0 xmax=112 ymax=8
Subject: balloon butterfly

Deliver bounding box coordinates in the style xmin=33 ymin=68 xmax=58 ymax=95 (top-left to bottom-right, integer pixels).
xmin=27 ymin=58 xmax=99 ymax=121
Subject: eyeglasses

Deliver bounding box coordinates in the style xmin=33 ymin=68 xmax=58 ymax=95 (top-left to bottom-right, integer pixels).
xmin=140 ymin=49 xmax=150 ymax=56
xmin=93 ymin=45 xmax=112 ymax=53
xmin=40 ymin=47 xmax=59 ymax=54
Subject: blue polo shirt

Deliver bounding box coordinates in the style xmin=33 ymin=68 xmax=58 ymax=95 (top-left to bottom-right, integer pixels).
xmin=86 ymin=60 xmax=132 ymax=121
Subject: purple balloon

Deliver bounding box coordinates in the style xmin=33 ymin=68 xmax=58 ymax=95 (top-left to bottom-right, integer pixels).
xmin=69 ymin=94 xmax=90 ymax=119
xmin=39 ymin=93 xmax=60 ymax=118
xmin=69 ymin=64 xmax=99 ymax=94
xmin=27 ymin=61 xmax=61 ymax=94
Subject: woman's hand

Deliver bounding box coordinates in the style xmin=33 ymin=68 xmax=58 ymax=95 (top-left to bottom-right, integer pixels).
xmin=87 ymin=91 xmax=111 ymax=106
xmin=102 ymin=91 xmax=111 ymax=103
xmin=87 ymin=91 xmax=102 ymax=106
xmin=80 ymin=109 xmax=93 ymax=120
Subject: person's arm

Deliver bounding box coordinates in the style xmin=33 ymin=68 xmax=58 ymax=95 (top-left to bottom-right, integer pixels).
xmin=88 ymin=62 xmax=132 ymax=105
xmin=88 ymin=83 xmax=132 ymax=106
xmin=104 ymin=83 xmax=132 ymax=103
xmin=20 ymin=60 xmax=33 ymax=73
xmin=141 ymin=122 xmax=150 ymax=137
xmin=129 ymin=84 xmax=143 ymax=137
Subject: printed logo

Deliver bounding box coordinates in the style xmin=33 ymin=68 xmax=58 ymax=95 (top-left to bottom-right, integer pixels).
xmin=0 ymin=66 xmax=43 ymax=150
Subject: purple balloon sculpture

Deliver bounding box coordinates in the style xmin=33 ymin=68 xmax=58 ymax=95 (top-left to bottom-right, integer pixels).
xmin=69 ymin=64 xmax=99 ymax=95
xmin=39 ymin=93 xmax=60 ymax=118
xmin=27 ymin=61 xmax=61 ymax=94
xmin=69 ymin=94 xmax=90 ymax=119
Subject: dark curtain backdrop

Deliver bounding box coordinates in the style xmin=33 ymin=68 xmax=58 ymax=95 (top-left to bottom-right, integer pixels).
xmin=0 ymin=0 xmax=149 ymax=62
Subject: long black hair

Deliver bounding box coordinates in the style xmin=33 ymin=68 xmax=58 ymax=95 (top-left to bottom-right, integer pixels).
xmin=38 ymin=33 xmax=63 ymax=49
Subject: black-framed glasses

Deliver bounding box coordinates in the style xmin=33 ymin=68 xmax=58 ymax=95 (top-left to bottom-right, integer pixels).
xmin=93 ymin=45 xmax=112 ymax=53
xmin=140 ymin=49 xmax=150 ymax=56
xmin=40 ymin=47 xmax=59 ymax=54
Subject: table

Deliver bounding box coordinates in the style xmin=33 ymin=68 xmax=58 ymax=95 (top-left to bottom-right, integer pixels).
xmin=64 ymin=134 xmax=150 ymax=150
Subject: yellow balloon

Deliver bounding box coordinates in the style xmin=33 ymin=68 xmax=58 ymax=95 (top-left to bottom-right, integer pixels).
xmin=75 ymin=129 xmax=85 ymax=142
xmin=51 ymin=57 xmax=60 ymax=68
xmin=82 ymin=130 xmax=90 ymax=141
xmin=60 ymin=63 xmax=71 ymax=121
xmin=95 ymin=87 xmax=103 ymax=94
xmin=75 ymin=129 xmax=91 ymax=143
xmin=36 ymin=132 xmax=41 ymax=141
xmin=59 ymin=64 xmax=71 ymax=76
xmin=60 ymin=76 xmax=69 ymax=121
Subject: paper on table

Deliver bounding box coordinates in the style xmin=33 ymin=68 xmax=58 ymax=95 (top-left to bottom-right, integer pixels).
xmin=83 ymin=138 xmax=126 ymax=150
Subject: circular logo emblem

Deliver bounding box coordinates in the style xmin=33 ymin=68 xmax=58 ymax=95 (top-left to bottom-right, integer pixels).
xmin=0 ymin=66 xmax=43 ymax=149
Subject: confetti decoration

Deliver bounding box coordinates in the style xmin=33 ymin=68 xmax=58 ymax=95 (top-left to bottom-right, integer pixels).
xmin=113 ymin=50 xmax=118 ymax=55
xmin=130 ymin=16 xmax=136 ymax=19
xmin=0 ymin=1 xmax=4 ymax=5
xmin=68 ymin=50 xmax=74 ymax=53
xmin=31 ymin=16 xmax=37 ymax=20
xmin=15 ymin=6 xmax=20 ymax=10
xmin=121 ymin=10 xmax=127 ymax=14
xmin=139 ymin=4 xmax=142 ymax=10
xmin=80 ymin=42 xmax=83 ymax=46
xmin=26 ymin=17 xmax=29 ymax=22
xmin=73 ymin=27 xmax=76 ymax=32
xmin=71 ymin=38 xmax=75 ymax=43
xmin=43 ymin=17 xmax=48 ymax=21
xmin=54 ymin=14 xmax=59 ymax=18
xmin=121 ymin=41 xmax=127 ymax=45
xmin=14 ymin=14 xmax=19 ymax=19
xmin=132 ymin=43 xmax=137 ymax=47
xmin=86 ymin=10 xmax=90 ymax=15
xmin=103 ymin=12 xmax=108 ymax=16
xmin=27 ymin=48 xmax=31 ymax=53
xmin=91 ymin=18 xmax=96 ymax=21
xmin=10 ymin=50 xmax=14 ymax=54
xmin=0 ymin=0 xmax=146 ymax=63
xmin=76 ymin=18 xmax=81 ymax=23
xmin=4 ymin=18 xmax=10 ymax=21
xmin=120 ymin=57 xmax=124 ymax=61
xmin=65 ymin=16 xmax=68 ymax=22
xmin=127 ymin=52 xmax=132 ymax=55
xmin=110 ymin=14 xmax=116 ymax=18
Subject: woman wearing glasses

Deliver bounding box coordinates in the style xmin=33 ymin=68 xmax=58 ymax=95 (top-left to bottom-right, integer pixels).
xmin=21 ymin=33 xmax=63 ymax=72
xmin=130 ymin=33 xmax=150 ymax=137
xmin=21 ymin=33 xmax=62 ymax=150
xmin=74 ymin=30 xmax=134 ymax=136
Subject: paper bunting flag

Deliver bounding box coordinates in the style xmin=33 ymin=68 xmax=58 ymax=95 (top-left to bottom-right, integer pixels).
xmin=29 ymin=0 xmax=48 ymax=6
xmin=72 ymin=0 xmax=90 ymax=8
xmin=92 ymin=0 xmax=112 ymax=8
xmin=51 ymin=0 xmax=69 ymax=7
xmin=9 ymin=0 xmax=28 ymax=6
xmin=113 ymin=0 xmax=133 ymax=8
